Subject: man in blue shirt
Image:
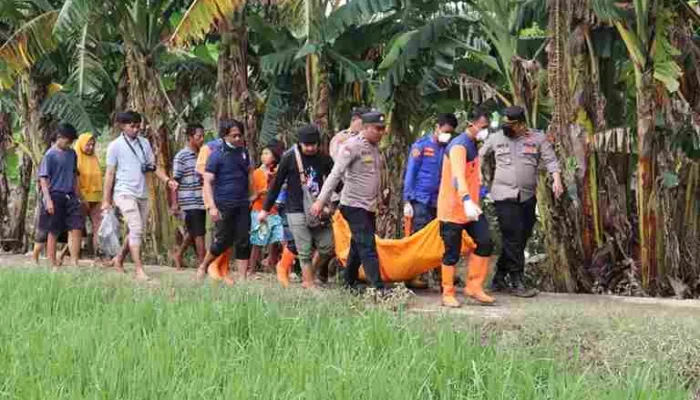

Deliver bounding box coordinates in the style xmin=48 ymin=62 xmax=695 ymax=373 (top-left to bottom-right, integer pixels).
xmin=197 ymin=119 xmax=253 ymax=285
xmin=402 ymin=113 xmax=457 ymax=288
xmin=38 ymin=123 xmax=83 ymax=269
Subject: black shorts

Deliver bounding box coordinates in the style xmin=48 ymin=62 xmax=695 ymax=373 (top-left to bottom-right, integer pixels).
xmin=34 ymin=229 xmax=68 ymax=244
xmin=184 ymin=209 xmax=207 ymax=237
xmin=210 ymin=205 xmax=251 ymax=260
xmin=39 ymin=192 xmax=85 ymax=235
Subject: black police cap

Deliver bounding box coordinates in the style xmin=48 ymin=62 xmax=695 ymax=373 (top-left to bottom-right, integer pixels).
xmin=361 ymin=111 xmax=386 ymax=127
xmin=504 ymin=106 xmax=526 ymax=123
xmin=351 ymin=106 xmax=372 ymax=118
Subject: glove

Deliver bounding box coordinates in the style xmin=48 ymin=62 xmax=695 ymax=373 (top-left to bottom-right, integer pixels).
xmin=403 ymin=201 xmax=414 ymax=218
xmin=463 ymin=196 xmax=482 ymax=222
xmin=479 ymin=185 xmax=489 ymax=199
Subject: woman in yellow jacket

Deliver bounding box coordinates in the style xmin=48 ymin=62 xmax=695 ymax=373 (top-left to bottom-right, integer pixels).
xmin=75 ymin=133 xmax=104 ymax=261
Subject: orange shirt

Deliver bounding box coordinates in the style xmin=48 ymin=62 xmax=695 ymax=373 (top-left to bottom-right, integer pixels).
xmin=251 ymin=166 xmax=277 ymax=213
xmin=437 ymin=133 xmax=481 ymax=224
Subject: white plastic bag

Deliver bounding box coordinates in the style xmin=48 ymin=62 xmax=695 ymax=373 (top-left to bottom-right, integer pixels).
xmin=98 ymin=209 xmax=121 ymax=257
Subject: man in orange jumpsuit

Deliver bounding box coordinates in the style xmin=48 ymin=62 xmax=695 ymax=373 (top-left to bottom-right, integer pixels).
xmin=437 ymin=108 xmax=494 ymax=307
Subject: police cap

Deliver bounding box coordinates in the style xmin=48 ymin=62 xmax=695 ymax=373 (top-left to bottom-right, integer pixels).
xmin=351 ymin=106 xmax=372 ymax=119
xmin=361 ymin=111 xmax=386 ymax=127
xmin=504 ymin=106 xmax=526 ymax=123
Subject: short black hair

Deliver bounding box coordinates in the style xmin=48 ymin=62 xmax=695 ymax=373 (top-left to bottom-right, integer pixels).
xmin=437 ymin=113 xmax=458 ymax=129
xmin=470 ymin=106 xmax=490 ymax=122
xmin=218 ymin=119 xmax=245 ymax=138
xmin=56 ymin=123 xmax=78 ymax=140
xmin=115 ymin=110 xmax=142 ymax=125
xmin=186 ymin=123 xmax=204 ymax=137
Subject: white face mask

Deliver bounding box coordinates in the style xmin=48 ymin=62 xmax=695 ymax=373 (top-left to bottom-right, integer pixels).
xmin=438 ymin=132 xmax=452 ymax=144
xmin=476 ymin=129 xmax=489 ymax=142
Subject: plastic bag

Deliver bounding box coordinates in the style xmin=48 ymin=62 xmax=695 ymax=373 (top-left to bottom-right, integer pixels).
xmin=98 ymin=209 xmax=121 ymax=257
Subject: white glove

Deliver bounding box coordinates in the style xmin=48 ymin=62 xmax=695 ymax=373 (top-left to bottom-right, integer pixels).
xmin=403 ymin=202 xmax=414 ymax=218
xmin=463 ymin=198 xmax=482 ymax=222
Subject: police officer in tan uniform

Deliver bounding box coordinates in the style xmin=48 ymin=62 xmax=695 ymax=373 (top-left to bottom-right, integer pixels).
xmin=479 ymin=106 xmax=564 ymax=297
xmin=329 ymin=106 xmax=371 ymax=161
xmin=312 ymin=111 xmax=386 ymax=291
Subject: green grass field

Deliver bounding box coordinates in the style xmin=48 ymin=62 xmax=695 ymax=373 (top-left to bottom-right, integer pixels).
xmin=0 ymin=269 xmax=695 ymax=399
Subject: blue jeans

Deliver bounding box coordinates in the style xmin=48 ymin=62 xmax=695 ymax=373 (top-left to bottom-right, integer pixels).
xmin=410 ymin=201 xmax=437 ymax=233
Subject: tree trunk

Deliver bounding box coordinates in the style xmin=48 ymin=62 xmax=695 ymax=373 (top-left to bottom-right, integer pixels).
xmin=306 ymin=54 xmax=331 ymax=152
xmin=377 ymin=87 xmax=410 ymax=239
xmin=216 ymin=17 xmax=257 ymax=161
xmin=125 ymin=43 xmax=174 ymax=260
xmin=636 ymin=69 xmax=657 ymax=291
xmin=0 ymin=112 xmax=11 ymax=248
xmin=5 ymin=72 xmax=52 ymax=252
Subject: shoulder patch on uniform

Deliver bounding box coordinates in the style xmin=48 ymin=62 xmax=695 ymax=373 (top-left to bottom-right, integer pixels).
xmin=411 ymin=148 xmax=421 ymax=158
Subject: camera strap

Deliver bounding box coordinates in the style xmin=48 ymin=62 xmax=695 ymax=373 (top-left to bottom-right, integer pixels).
xmin=122 ymin=134 xmax=149 ymax=165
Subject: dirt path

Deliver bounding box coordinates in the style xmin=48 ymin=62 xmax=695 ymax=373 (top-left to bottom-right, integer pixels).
xmin=2 ymin=253 xmax=700 ymax=322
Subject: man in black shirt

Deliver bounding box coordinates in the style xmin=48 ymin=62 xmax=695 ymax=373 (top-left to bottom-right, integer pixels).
xmin=258 ymin=126 xmax=334 ymax=289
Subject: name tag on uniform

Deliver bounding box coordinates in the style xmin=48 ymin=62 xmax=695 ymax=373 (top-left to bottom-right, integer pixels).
xmin=523 ymin=143 xmax=538 ymax=154
xmin=361 ymin=150 xmax=373 ymax=164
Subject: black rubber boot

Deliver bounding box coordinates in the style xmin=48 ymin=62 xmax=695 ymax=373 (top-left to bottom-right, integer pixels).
xmin=509 ymin=273 xmax=538 ymax=298
xmin=488 ymin=272 xmax=509 ymax=293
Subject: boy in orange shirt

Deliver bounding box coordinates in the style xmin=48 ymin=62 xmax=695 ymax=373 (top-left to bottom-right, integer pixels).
xmin=437 ymin=108 xmax=494 ymax=307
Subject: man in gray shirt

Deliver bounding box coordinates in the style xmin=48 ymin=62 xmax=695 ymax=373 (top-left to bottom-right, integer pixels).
xmin=479 ymin=106 xmax=563 ymax=297
xmin=101 ymin=111 xmax=178 ymax=280
xmin=313 ymin=111 xmax=386 ymax=291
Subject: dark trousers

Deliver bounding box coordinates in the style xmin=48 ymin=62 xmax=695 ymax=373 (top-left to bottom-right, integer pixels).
xmin=494 ymin=197 xmax=537 ymax=278
xmin=340 ymin=205 xmax=383 ymax=289
xmin=410 ymin=201 xmax=437 ymax=233
xmin=440 ymin=215 xmax=494 ymax=266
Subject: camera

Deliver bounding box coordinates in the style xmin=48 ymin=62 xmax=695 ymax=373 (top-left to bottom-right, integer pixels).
xmin=141 ymin=163 xmax=156 ymax=173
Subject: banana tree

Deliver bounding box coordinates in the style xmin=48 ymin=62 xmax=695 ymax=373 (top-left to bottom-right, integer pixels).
xmin=0 ymin=0 xmax=61 ymax=252
xmin=170 ymin=0 xmax=258 ymax=156
xmin=593 ymin=0 xmax=683 ymax=291
xmin=263 ymin=0 xmax=399 ymax=146
xmin=54 ymin=0 xmax=184 ymax=258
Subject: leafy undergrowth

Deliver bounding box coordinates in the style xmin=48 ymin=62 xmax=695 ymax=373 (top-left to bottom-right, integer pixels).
xmin=0 ymin=269 xmax=694 ymax=399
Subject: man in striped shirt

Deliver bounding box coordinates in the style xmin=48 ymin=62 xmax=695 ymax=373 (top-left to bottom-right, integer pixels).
xmin=171 ymin=124 xmax=206 ymax=273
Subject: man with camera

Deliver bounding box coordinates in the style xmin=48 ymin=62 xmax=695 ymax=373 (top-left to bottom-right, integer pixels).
xmin=102 ymin=111 xmax=178 ymax=280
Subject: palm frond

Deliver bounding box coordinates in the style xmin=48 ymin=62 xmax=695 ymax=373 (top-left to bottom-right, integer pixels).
xmin=326 ymin=48 xmax=368 ymax=83
xmin=0 ymin=11 xmax=58 ymax=74
xmin=319 ymin=0 xmax=399 ymax=42
xmin=590 ymin=0 xmax=626 ymax=22
xmin=377 ymin=16 xmax=456 ymax=103
xmin=54 ymin=0 xmax=94 ymax=37
xmin=70 ymin=24 xmax=115 ymax=98
xmin=170 ymin=0 xmax=247 ymax=46
xmin=260 ymin=46 xmax=302 ymax=75
xmin=41 ymin=90 xmax=102 ymax=134
xmin=260 ymin=75 xmax=293 ymax=145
